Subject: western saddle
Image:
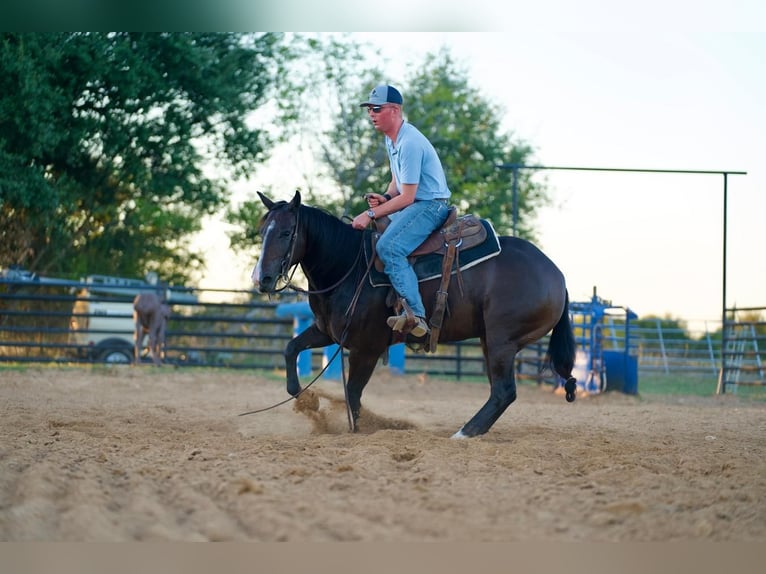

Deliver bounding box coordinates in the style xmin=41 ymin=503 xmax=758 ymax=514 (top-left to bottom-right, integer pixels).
xmin=371 ymin=207 xmax=487 ymax=352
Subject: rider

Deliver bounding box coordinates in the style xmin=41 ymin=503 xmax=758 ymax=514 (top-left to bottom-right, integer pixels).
xmin=351 ymin=84 xmax=451 ymax=338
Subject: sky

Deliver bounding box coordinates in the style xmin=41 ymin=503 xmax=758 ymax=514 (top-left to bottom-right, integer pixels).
xmin=193 ymin=12 xmax=765 ymax=332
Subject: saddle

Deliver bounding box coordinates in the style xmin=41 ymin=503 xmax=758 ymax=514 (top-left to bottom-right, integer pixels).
xmin=370 ymin=206 xmax=490 ymax=353
xmin=370 ymin=207 xmax=487 ymax=273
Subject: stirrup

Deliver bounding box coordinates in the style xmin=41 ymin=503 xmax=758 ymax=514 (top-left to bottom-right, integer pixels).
xmin=386 ymin=314 xmax=429 ymax=338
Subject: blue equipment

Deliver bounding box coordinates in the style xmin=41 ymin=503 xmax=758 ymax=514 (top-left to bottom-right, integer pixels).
xmin=275 ymin=302 xmax=343 ymax=379
xmin=568 ymin=288 xmax=638 ymax=395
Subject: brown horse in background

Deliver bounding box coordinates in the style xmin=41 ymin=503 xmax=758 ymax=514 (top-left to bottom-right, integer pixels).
xmin=133 ymin=291 xmax=170 ymax=366
xmin=252 ymin=191 xmax=577 ymax=438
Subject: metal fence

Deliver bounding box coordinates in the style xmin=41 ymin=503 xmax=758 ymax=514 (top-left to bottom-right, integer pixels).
xmin=0 ymin=275 xmax=549 ymax=379
xmin=1 ymin=275 xmax=764 ymax=390
xmin=607 ymin=318 xmax=722 ymax=375
xmin=0 ymin=275 xmax=290 ymax=370
xmin=719 ymin=306 xmax=766 ymax=393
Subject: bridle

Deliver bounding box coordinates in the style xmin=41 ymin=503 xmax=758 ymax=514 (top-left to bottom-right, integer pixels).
xmin=268 ymin=207 xmax=368 ymax=297
xmin=244 ymin=207 xmax=377 ymax=431
xmin=263 ymin=208 xmax=301 ymax=294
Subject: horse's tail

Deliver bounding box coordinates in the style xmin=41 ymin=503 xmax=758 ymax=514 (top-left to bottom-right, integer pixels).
xmin=546 ymin=290 xmax=578 ymax=402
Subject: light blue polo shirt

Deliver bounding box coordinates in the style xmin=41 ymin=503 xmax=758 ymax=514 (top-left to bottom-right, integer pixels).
xmin=385 ymin=122 xmax=451 ymax=201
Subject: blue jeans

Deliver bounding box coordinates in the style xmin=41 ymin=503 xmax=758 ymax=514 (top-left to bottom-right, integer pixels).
xmin=376 ymin=199 xmax=450 ymax=318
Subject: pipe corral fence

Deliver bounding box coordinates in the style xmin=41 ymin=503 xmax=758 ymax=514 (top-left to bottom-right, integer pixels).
xmin=718 ymin=306 xmax=766 ymax=394
xmin=0 ymin=272 xmax=549 ymax=381
xmin=499 ymin=163 xmax=753 ymax=395
xmin=1 ymin=272 xmax=764 ymax=394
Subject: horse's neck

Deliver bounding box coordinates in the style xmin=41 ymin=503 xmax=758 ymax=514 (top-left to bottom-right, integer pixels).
xmin=301 ymin=212 xmax=362 ymax=291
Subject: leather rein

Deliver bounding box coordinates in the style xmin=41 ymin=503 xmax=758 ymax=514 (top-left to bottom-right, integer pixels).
xmin=246 ymin=210 xmax=375 ymax=431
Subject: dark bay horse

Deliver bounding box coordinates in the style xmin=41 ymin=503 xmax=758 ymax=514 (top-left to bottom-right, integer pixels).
xmin=252 ymin=191 xmax=577 ymax=438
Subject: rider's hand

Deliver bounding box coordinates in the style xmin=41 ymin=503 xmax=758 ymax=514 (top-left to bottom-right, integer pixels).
xmin=351 ymin=212 xmax=373 ymax=230
xmin=365 ymin=193 xmax=386 ymax=208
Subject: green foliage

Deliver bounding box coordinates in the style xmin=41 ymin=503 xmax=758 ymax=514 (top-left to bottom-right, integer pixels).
xmin=226 ymin=34 xmax=386 ymax=255
xmin=402 ymin=50 xmax=547 ymax=239
xmin=318 ymin=46 xmax=549 ymax=239
xmin=288 ymin=35 xmax=387 ymax=218
xmin=225 ymin=197 xmax=265 ymax=254
xmin=227 ymin=39 xmax=549 ymax=251
xmin=0 ymin=32 xmax=292 ymax=283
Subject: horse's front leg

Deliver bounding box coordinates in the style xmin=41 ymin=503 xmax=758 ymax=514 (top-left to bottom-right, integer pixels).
xmin=133 ymin=318 xmax=142 ymax=365
xmin=284 ymin=323 xmax=334 ymax=396
xmin=345 ymin=349 xmax=381 ymax=432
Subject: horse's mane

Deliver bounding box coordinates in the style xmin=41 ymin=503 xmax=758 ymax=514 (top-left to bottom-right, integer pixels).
xmin=299 ymin=203 xmax=363 ymax=262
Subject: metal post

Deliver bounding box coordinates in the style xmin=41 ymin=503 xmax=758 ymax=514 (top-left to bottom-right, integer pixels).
xmin=656 ymin=318 xmax=669 ymax=374
xmin=721 ymin=173 xmax=729 ymax=393
xmin=705 ymin=326 xmax=717 ymax=375
xmin=496 ymin=163 xmax=746 ymax=394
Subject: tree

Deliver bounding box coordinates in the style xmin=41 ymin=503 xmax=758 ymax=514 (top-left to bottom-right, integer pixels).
xmin=316 ymin=46 xmax=549 ymax=239
xmin=227 ymin=40 xmax=550 ymax=260
xmin=0 ymin=32 xmax=293 ymax=284
xmin=226 ymin=34 xmax=385 ymax=251
xmin=401 ymin=50 xmax=548 ymax=240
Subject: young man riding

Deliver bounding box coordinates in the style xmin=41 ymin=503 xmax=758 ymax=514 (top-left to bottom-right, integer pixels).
xmin=351 ymin=84 xmax=451 ymax=338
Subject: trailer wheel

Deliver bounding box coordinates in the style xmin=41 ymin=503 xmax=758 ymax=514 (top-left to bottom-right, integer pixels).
xmin=95 ymin=339 xmax=133 ymax=364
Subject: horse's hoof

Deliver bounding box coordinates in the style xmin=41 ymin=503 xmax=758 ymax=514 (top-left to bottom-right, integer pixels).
xmin=566 ymin=391 xmax=576 ymax=403
xmin=451 ymin=429 xmax=469 ymax=439
xmin=287 ymin=384 xmax=302 ymax=397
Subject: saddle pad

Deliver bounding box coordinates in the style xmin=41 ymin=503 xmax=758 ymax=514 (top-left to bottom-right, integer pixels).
xmin=364 ymin=218 xmax=502 ymax=288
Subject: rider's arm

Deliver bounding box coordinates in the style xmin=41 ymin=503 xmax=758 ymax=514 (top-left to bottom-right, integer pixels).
xmin=371 ymin=183 xmax=416 ymax=219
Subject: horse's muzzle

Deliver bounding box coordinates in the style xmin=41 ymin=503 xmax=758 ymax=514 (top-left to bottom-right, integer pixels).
xmin=251 ymin=263 xmax=275 ymax=293
xmin=252 ymin=269 xmax=277 ymax=293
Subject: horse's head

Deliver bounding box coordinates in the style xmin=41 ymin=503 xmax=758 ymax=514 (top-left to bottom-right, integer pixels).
xmin=251 ymin=190 xmax=302 ymax=293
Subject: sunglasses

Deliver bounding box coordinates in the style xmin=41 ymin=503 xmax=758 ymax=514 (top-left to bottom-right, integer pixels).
xmin=368 ymin=105 xmax=390 ymax=114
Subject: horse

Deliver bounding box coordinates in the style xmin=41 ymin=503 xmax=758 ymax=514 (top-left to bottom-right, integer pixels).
xmin=133 ymin=291 xmax=170 ymax=366
xmin=252 ymin=191 xmax=577 ymax=438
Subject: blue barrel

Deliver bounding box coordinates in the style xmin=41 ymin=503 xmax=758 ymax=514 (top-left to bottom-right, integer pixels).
xmin=603 ymin=351 xmax=638 ymax=395
xmin=322 ymin=344 xmax=343 ymax=380
xmin=388 ymin=343 xmax=405 ymax=375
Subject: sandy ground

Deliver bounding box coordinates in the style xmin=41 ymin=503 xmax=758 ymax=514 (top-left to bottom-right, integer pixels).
xmin=0 ymin=365 xmax=764 ymax=542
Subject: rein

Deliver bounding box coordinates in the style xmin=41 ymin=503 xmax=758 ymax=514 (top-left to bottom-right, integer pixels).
xmin=239 ymin=228 xmax=375 ymax=431
xmin=237 ymin=342 xmax=343 ymax=417
xmin=270 ymin=208 xmax=366 ymax=297
xmin=288 ymin=241 xmax=365 ymax=296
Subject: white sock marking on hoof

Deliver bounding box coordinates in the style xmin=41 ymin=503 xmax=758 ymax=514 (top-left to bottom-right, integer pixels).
xmin=451 ymin=429 xmax=468 ymax=439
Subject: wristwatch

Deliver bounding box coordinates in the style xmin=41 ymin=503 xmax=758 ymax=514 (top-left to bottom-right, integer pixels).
xmin=366 ymin=209 xmax=376 ymax=219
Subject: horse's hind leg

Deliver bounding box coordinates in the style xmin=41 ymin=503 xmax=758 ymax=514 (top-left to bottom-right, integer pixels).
xmin=453 ymin=342 xmax=518 ymax=438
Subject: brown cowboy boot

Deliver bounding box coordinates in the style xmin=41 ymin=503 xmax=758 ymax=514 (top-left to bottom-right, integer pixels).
xmin=386 ymin=314 xmax=429 ymax=338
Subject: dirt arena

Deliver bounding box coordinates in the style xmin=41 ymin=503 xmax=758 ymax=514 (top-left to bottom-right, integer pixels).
xmin=1 ymin=366 xmax=764 ymax=542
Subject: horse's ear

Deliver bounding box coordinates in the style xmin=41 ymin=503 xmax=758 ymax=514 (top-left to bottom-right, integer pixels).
xmin=257 ymin=191 xmax=275 ymax=210
xmin=288 ymin=190 xmax=301 ymax=210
